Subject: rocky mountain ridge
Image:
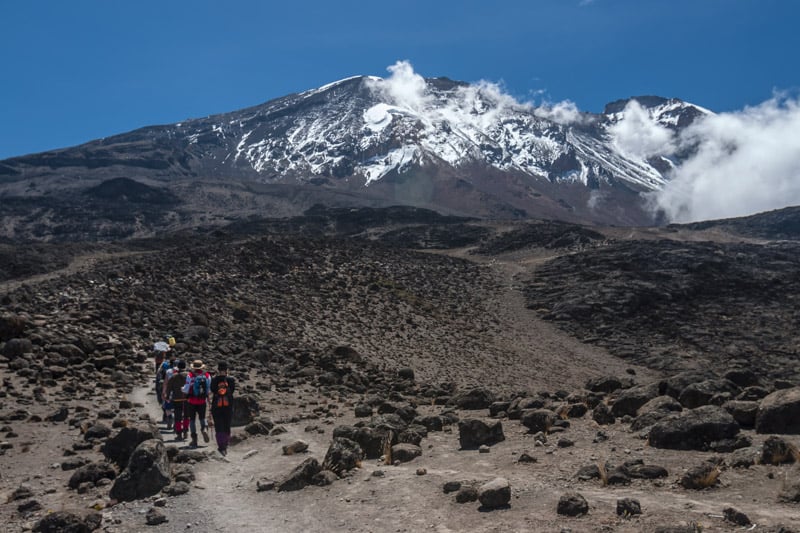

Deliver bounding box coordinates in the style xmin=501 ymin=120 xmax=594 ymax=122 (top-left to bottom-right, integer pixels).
xmin=0 ymin=76 xmax=711 ymax=241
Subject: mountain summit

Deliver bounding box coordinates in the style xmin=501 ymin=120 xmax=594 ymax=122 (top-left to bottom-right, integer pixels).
xmin=0 ymin=72 xmax=710 ymax=240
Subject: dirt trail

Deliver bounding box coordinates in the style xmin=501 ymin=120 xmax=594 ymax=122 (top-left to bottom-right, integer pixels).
xmin=0 ymin=250 xmax=151 ymax=293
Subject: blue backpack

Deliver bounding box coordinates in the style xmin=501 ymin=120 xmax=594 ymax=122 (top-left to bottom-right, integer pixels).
xmin=191 ymin=373 xmax=208 ymax=398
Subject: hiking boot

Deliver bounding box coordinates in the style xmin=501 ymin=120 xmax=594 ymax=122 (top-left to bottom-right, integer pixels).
xmin=219 ymin=448 xmax=227 ymax=457
xmin=166 ymin=416 xmax=173 ymax=430
xmin=201 ymin=428 xmax=210 ymax=443
xmin=190 ymin=435 xmax=198 ymax=449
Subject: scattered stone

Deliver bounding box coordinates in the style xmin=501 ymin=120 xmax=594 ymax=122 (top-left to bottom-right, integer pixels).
xmin=648 ymin=406 xmax=739 ymax=450
xmin=452 ymin=387 xmax=495 ymax=410
xmin=457 ymin=418 xmax=504 ymax=449
xmin=679 ymin=463 xmax=721 ymax=490
xmin=592 ymin=403 xmax=615 ymax=425
xmin=557 ymin=437 xmax=574 ymax=448
xmin=17 ymin=498 xmax=43 ymax=514
xmin=557 ymin=492 xmax=589 ymax=516
xmin=416 ymin=467 xmax=427 ymax=475
xmin=478 ymin=477 xmax=511 ymax=509
xmin=312 ymin=469 xmax=339 ymax=486
xmin=276 ymin=458 xmax=322 ymax=492
xmin=109 ymin=439 xmax=171 ymax=502
xmin=322 ymin=437 xmax=364 ymax=474
xmin=68 ymin=461 xmax=116 ymax=489
xmin=455 ymin=485 xmax=478 ymax=503
xmin=391 ymin=443 xmax=422 ymax=463
xmin=616 ymin=498 xmax=642 ymax=517
xmin=257 ymin=478 xmax=276 ymax=492
xmin=760 ymin=435 xmax=798 ymax=465
xmin=755 ymin=387 xmax=800 ymax=434
xmin=443 ymin=481 xmax=462 ymax=493
xmin=521 ymin=409 xmax=558 ymax=433
xmin=145 ymin=507 xmax=168 ymax=526
xmin=162 ymin=482 xmax=190 ymax=496
xmin=103 ymin=423 xmax=159 ymax=467
xmin=32 ymin=511 xmax=101 ymax=533
xmin=723 ymin=507 xmax=751 ymax=526
xmin=282 ymin=440 xmax=309 ymax=455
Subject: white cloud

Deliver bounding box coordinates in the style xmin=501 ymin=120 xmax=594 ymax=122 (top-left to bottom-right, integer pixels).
xmin=372 ymin=60 xmax=431 ymax=112
xmin=608 ymin=100 xmax=675 ymax=160
xmin=652 ymin=94 xmax=800 ymax=223
xmin=534 ymin=100 xmax=585 ymax=125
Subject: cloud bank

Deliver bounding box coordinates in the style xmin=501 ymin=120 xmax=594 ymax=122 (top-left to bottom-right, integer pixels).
xmin=608 ymin=100 xmax=675 ymax=159
xmin=367 ymin=60 xmax=586 ymax=130
xmin=652 ymin=95 xmax=800 ymax=222
xmin=370 ymin=62 xmax=800 ymax=224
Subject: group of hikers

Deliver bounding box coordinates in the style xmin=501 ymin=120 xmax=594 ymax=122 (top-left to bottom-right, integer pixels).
xmin=153 ymin=337 xmax=235 ymax=455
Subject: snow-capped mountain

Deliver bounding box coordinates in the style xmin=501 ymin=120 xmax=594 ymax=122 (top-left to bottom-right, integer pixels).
xmin=0 ymin=74 xmax=711 ymax=233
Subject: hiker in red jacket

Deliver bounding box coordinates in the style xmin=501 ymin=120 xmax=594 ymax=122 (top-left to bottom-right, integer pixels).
xmin=183 ymin=359 xmax=211 ymax=449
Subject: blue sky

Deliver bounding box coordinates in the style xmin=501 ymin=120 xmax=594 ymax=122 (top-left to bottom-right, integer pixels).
xmin=1 ymin=0 xmax=798 ymax=160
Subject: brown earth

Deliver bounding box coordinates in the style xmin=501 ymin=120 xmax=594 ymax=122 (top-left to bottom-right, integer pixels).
xmin=1 ymin=213 xmax=800 ymax=532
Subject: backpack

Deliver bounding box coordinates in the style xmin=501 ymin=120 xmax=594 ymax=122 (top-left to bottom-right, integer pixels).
xmin=156 ymin=362 xmax=170 ymax=384
xmin=191 ymin=372 xmax=209 ymax=398
xmin=215 ymin=378 xmax=230 ymax=408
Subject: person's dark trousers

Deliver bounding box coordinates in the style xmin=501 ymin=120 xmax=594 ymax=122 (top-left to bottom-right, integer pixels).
xmin=212 ymin=406 xmax=233 ymax=452
xmin=173 ymin=401 xmax=187 ymax=438
xmin=186 ymin=402 xmax=207 ymax=446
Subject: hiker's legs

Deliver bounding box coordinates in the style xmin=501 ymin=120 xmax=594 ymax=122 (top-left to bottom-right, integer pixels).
xmin=212 ymin=407 xmax=232 ymax=452
xmin=173 ymin=401 xmax=185 ymax=437
xmin=187 ymin=402 xmax=207 ymax=446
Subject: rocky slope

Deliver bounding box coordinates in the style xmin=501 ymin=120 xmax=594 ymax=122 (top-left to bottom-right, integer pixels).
xmin=2 ymin=207 xmax=800 ymax=531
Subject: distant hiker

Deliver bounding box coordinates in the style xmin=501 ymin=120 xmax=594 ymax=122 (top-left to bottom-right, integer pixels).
xmin=210 ymin=361 xmax=236 ymax=456
xmin=156 ymin=355 xmax=175 ymax=424
xmin=183 ymin=359 xmax=211 ymax=449
xmin=166 ymin=360 xmax=189 ymax=440
xmin=152 ymin=336 xmax=172 ymax=372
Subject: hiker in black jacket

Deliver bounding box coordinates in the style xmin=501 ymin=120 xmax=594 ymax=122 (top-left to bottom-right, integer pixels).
xmin=210 ymin=361 xmax=236 ymax=456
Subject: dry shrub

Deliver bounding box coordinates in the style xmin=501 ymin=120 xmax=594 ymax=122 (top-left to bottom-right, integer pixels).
xmin=694 ymin=466 xmax=722 ymax=489
xmin=597 ymin=461 xmax=608 ymax=487
xmin=383 ymin=430 xmax=394 ymax=465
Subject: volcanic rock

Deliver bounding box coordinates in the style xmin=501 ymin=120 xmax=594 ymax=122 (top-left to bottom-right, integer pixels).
xmin=755 ymin=387 xmax=800 ymax=434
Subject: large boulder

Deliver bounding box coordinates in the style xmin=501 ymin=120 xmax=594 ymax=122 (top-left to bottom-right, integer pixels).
xmin=649 ymin=405 xmax=740 ymax=451
xmin=231 ymin=394 xmax=260 ymax=427
xmin=102 ymin=424 xmax=160 ymax=467
xmin=332 ymin=425 xmax=387 ymax=459
xmin=659 ymin=370 xmax=716 ymax=399
xmin=391 ymin=443 xmax=422 ymax=463
xmin=68 ymin=461 xmax=116 ymax=489
xmin=722 ymin=400 xmax=759 ymax=428
xmin=458 ymin=418 xmax=504 ymax=449
xmin=0 ymin=313 xmax=28 ymax=341
xmin=520 ymin=409 xmax=557 ymax=433
xmin=478 ymin=478 xmax=511 ymax=509
xmin=109 ymin=439 xmax=170 ymax=501
xmin=451 ymin=387 xmax=496 ymax=410
xmin=585 ymin=376 xmax=634 ymax=394
xmin=322 ymin=437 xmax=364 ymax=474
xmin=276 ymin=458 xmax=322 ymax=492
xmin=678 ymin=379 xmax=740 ymax=408
xmin=755 ymin=387 xmax=800 ymax=434
xmin=611 ymin=382 xmax=660 ymax=418
xmin=557 ymin=492 xmax=589 ymax=516
xmin=32 ymin=511 xmax=101 ymax=533
xmin=2 ymin=338 xmax=33 ymax=359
